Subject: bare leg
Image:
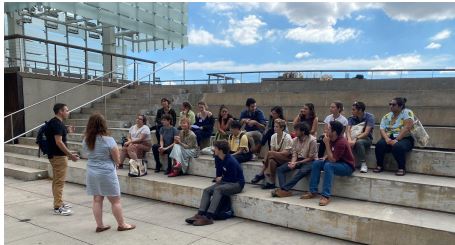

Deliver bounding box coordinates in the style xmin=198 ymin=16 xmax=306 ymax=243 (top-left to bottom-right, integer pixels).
xmin=107 ymin=196 xmax=133 ymax=228
xmin=93 ymin=196 xmax=107 ymax=228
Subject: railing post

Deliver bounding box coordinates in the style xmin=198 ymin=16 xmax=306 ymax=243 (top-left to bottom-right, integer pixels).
xmin=258 ymin=72 xmax=261 ymax=83
xmin=19 ymin=38 xmax=24 ymax=72
xmin=431 ymin=70 xmax=434 ymax=78
xmin=240 ymin=73 xmax=243 ymax=83
xmin=104 ymin=96 xmax=107 ymax=120
xmin=400 ymin=71 xmax=403 ymax=79
xmin=10 ymin=116 xmax=14 ymax=145
xmin=54 ymin=44 xmax=57 ymax=76
xmin=84 ymin=50 xmax=88 ymax=79
xmin=153 ymin=63 xmax=156 ymax=85
xmin=54 ymin=95 xmax=57 ymax=104
xmin=133 ymin=60 xmax=137 ymax=82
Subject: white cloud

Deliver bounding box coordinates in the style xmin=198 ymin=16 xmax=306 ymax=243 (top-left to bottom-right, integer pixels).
xmin=355 ymin=15 xmax=366 ymax=21
xmin=286 ymin=27 xmax=359 ymax=43
xmin=425 ymin=42 xmax=442 ymax=49
xmin=431 ymin=29 xmax=451 ymax=41
xmin=188 ymin=28 xmax=233 ymax=47
xmin=175 ymin=54 xmax=452 ymax=73
xmin=226 ymin=15 xmax=266 ymax=45
xmin=205 ymin=2 xmax=260 ymax=13
xmin=381 ymin=3 xmax=455 ymax=22
xmin=295 ymin=52 xmax=311 ymax=59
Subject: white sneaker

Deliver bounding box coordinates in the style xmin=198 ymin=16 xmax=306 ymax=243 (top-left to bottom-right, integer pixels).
xmin=62 ymin=203 xmax=72 ymax=209
xmin=53 ymin=207 xmax=72 ymax=216
xmin=251 ymin=154 xmax=258 ymax=161
xmin=360 ymin=163 xmax=368 ymax=173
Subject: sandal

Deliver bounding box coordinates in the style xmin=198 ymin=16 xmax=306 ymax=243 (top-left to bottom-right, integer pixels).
xmin=95 ymin=225 xmax=111 ymax=233
xmin=373 ymin=166 xmax=383 ymax=173
xmin=395 ymin=169 xmax=406 ymax=176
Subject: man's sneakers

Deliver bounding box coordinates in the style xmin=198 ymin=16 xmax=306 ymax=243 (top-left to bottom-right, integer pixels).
xmin=62 ymin=203 xmax=72 ymax=209
xmin=53 ymin=206 xmax=72 ymax=216
xmin=360 ymin=162 xmax=368 ymax=173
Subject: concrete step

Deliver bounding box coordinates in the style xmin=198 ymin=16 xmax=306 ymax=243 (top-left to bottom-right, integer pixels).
xmin=4 ymin=163 xmax=48 ymax=181
xmin=209 ymin=104 xmax=455 ymax=127
xmin=4 ymin=143 xmax=81 ymax=157
xmin=79 ymin=107 xmax=153 ymax=117
xmin=202 ymin=90 xmax=455 ymax=107
xmin=175 ymin=156 xmax=455 ymax=213
xmin=141 ymin=146 xmax=455 ymax=178
xmin=66 ymin=119 xmax=128 ymax=128
xmin=59 ymin=161 xmax=455 ymax=244
xmin=4 ymin=152 xmax=49 ymax=170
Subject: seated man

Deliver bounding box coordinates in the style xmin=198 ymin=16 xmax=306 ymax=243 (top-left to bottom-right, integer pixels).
xmin=301 ymin=121 xmax=355 ymax=206
xmin=272 ymin=122 xmax=317 ymax=197
xmin=346 ymin=101 xmax=375 ymax=173
xmin=152 ymin=115 xmax=179 ymax=174
xmin=239 ymin=98 xmax=266 ymax=158
xmin=185 ymin=140 xmax=245 ymax=226
xmin=228 ymin=120 xmax=252 ymax=163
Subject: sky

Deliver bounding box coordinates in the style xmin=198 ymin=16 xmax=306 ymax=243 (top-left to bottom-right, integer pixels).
xmin=134 ymin=2 xmax=455 ymax=82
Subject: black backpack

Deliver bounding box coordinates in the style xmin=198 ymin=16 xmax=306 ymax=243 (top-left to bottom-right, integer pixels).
xmin=36 ymin=121 xmax=49 ymax=157
xmin=213 ymin=195 xmax=234 ymax=220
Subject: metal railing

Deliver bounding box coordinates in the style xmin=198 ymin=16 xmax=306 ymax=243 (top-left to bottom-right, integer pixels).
xmin=4 ymin=34 xmax=156 ymax=81
xmin=207 ymin=68 xmax=455 ymax=84
xmin=4 ymin=59 xmax=185 ymax=144
xmin=4 ymin=61 xmax=136 ymax=142
xmin=5 ymin=56 xmax=126 ymax=80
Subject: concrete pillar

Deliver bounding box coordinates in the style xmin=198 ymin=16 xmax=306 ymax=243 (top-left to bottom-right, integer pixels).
xmin=102 ymin=26 xmax=116 ymax=80
xmin=6 ymin=11 xmax=25 ymax=69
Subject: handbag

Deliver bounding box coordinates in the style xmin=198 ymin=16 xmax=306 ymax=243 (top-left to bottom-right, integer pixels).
xmin=128 ymin=159 xmax=148 ymax=177
xmin=350 ymin=122 xmax=366 ymax=139
xmin=411 ymin=118 xmax=430 ymax=147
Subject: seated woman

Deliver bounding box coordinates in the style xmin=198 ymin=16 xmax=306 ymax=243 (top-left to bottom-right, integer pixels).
xmin=292 ymin=103 xmax=318 ymax=137
xmin=251 ymin=119 xmax=293 ymax=189
xmin=119 ymin=114 xmax=151 ymax=169
xmin=253 ymin=106 xmax=285 ymax=154
xmin=192 ymin=101 xmax=215 ymax=146
xmin=374 ymin=97 xmax=414 ymax=176
xmin=180 ymin=102 xmax=196 ymax=126
xmin=168 ymin=118 xmax=198 ymax=177
xmin=215 ymin=105 xmax=234 ymax=141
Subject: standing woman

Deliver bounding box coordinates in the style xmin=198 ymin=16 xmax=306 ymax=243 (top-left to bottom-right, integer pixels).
xmin=192 ymin=101 xmax=215 ymax=146
xmin=83 ymin=113 xmax=135 ymax=232
xmin=293 ymin=103 xmax=318 ymax=137
xmin=215 ymin=105 xmax=234 ymax=141
xmin=169 ymin=118 xmax=198 ymax=177
xmin=374 ymin=97 xmax=414 ymax=176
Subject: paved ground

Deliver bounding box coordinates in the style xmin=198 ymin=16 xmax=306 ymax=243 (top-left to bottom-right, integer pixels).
xmin=4 ymin=177 xmax=357 ymax=245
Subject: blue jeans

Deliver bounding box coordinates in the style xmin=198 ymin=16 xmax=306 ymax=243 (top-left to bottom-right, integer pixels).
xmin=309 ymin=160 xmax=354 ymax=198
xmin=277 ymin=162 xmax=313 ymax=191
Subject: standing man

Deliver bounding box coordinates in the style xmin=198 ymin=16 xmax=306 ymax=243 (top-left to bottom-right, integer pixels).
xmin=46 ymin=103 xmax=79 ymax=215
xmin=185 ymin=141 xmax=245 ymax=226
xmin=239 ymin=98 xmax=266 ymax=158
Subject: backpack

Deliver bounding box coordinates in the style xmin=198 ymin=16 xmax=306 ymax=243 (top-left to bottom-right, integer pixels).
xmin=229 ymin=132 xmax=252 ymax=153
xmin=128 ymin=159 xmax=148 ymax=177
xmin=213 ymin=195 xmax=234 ymax=220
xmin=36 ymin=121 xmax=49 ymax=157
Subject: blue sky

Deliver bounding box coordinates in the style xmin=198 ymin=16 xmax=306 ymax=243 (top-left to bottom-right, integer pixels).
xmin=137 ymin=2 xmax=455 ymax=82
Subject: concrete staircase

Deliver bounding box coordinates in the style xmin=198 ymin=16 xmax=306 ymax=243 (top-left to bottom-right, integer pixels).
xmin=4 ymin=77 xmax=455 ymax=244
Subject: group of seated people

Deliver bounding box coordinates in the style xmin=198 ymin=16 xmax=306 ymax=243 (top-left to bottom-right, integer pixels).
xmin=118 ymin=96 xmax=416 ymax=224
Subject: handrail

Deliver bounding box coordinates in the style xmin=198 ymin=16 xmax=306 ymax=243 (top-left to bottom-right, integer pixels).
xmin=4 ymin=59 xmax=185 ymax=144
xmin=207 ymin=68 xmax=455 ymax=76
xmin=4 ymin=62 xmax=135 ymax=119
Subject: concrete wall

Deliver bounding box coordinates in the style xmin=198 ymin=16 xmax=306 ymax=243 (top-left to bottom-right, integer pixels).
xmin=21 ymin=76 xmax=120 ymax=131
